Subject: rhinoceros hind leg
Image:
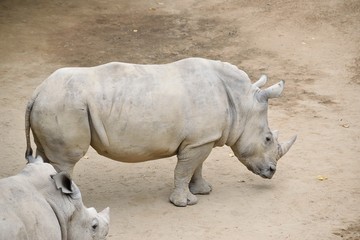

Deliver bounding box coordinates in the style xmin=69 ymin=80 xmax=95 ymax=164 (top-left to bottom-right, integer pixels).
xmin=189 ymin=164 xmax=212 ymax=195
xmin=33 ymin=133 xmax=87 ymax=175
xmin=32 ymin=131 xmax=49 ymax=163
xmin=170 ymin=143 xmax=213 ymax=206
xmin=31 ymin=111 xmax=90 ymax=176
xmin=35 ymin=145 xmax=50 ymax=163
xmin=35 ymin=143 xmax=77 ymax=175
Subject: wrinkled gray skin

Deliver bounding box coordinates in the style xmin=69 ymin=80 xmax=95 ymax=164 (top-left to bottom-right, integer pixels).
xmin=0 ymin=156 xmax=110 ymax=240
xmin=25 ymin=57 xmax=296 ymax=207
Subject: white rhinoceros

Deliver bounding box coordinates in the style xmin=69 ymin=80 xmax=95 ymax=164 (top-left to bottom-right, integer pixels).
xmin=25 ymin=57 xmax=296 ymax=206
xmin=0 ymin=156 xmax=110 ymax=240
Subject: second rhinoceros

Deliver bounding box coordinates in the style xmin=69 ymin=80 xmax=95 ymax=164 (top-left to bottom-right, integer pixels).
xmin=25 ymin=57 xmax=296 ymax=206
xmin=0 ymin=156 xmax=110 ymax=239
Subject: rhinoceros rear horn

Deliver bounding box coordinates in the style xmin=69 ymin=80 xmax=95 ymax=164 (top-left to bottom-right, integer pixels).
xmin=272 ymin=130 xmax=279 ymax=140
xmin=259 ymin=80 xmax=285 ymax=102
xmin=99 ymin=207 xmax=110 ymax=224
xmin=278 ymin=135 xmax=297 ymax=160
xmin=254 ymin=74 xmax=268 ymax=88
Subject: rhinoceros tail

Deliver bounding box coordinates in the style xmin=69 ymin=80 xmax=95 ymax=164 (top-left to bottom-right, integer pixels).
xmin=25 ymin=96 xmax=36 ymax=161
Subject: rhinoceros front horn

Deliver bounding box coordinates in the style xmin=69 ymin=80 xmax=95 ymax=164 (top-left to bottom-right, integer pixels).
xmin=278 ymin=135 xmax=297 ymax=160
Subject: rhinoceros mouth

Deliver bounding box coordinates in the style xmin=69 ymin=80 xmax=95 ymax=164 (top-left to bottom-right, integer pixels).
xmin=259 ymin=167 xmax=276 ymax=179
xmin=237 ymin=149 xmax=279 ymax=179
xmin=259 ymin=173 xmax=274 ymax=179
xmin=249 ymin=165 xmax=275 ymax=179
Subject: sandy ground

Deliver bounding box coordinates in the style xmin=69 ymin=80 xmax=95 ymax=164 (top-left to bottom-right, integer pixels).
xmin=0 ymin=0 xmax=359 ymax=239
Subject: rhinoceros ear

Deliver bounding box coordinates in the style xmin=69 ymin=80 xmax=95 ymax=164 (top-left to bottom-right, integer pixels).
xmin=51 ymin=172 xmax=82 ymax=199
xmin=51 ymin=172 xmax=73 ymax=194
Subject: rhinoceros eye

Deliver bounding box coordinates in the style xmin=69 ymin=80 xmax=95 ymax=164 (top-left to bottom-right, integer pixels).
xmin=265 ymin=136 xmax=272 ymax=143
xmin=91 ymin=219 xmax=99 ymax=231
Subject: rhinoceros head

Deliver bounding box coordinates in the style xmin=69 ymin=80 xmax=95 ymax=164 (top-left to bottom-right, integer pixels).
xmin=68 ymin=206 xmax=110 ymax=240
xmin=23 ymin=156 xmax=110 ymax=239
xmin=51 ymin=171 xmax=110 ymax=240
xmin=231 ymin=75 xmax=297 ymax=179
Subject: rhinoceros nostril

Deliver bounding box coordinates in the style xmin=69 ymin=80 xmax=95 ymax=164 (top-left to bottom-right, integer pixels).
xmin=269 ymin=165 xmax=276 ymax=173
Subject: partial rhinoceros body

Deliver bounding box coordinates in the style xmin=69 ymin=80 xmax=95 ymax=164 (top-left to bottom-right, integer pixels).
xmin=25 ymin=57 xmax=296 ymax=206
xmin=0 ymin=156 xmax=110 ymax=239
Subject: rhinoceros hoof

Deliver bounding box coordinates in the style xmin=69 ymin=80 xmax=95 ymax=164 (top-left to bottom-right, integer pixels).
xmin=189 ymin=180 xmax=212 ymax=195
xmin=170 ymin=190 xmax=198 ymax=207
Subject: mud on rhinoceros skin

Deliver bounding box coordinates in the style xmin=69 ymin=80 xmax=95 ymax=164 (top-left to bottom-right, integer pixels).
xmin=25 ymin=57 xmax=296 ymax=207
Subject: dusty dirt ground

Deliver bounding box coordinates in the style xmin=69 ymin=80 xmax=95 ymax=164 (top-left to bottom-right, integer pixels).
xmin=1 ymin=0 xmax=359 ymax=239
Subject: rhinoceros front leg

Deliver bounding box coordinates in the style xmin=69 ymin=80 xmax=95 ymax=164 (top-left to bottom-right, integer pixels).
xmin=170 ymin=143 xmax=213 ymax=207
xmin=189 ymin=163 xmax=212 ymax=195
